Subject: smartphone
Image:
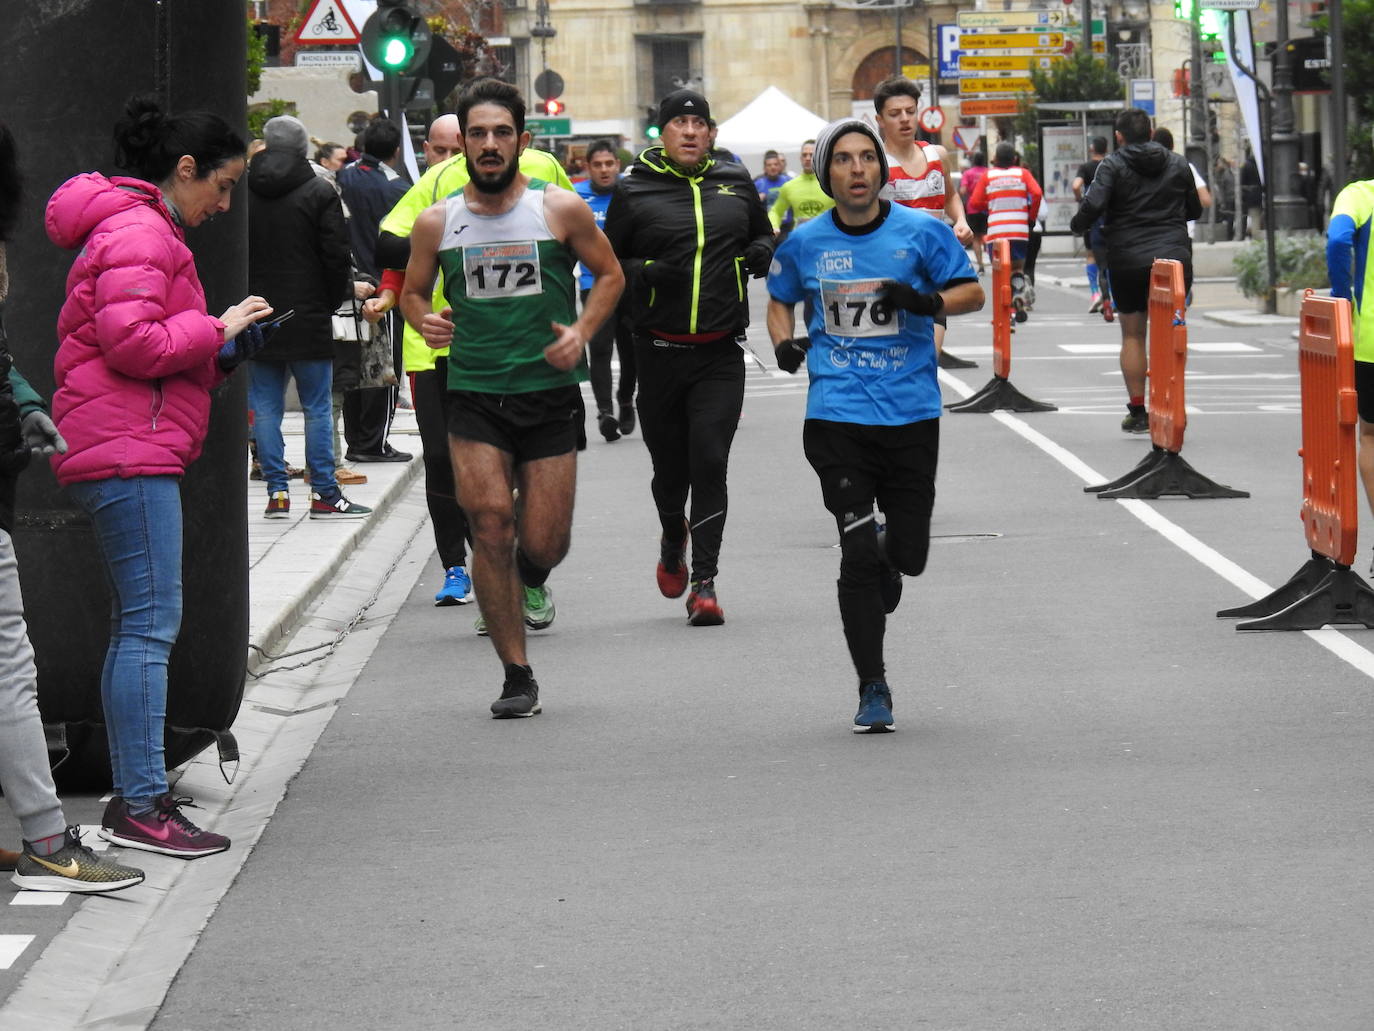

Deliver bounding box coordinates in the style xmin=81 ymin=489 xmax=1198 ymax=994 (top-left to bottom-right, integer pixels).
xmin=268 ymin=309 xmax=295 ymax=328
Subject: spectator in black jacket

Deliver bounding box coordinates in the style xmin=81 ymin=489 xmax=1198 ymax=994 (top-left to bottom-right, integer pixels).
xmin=1070 ymin=107 xmax=1201 ymax=434
xmin=247 ymin=115 xmax=369 ymax=519
xmin=336 ymin=117 xmax=412 ymax=464
xmin=604 ymin=89 xmax=774 ymax=627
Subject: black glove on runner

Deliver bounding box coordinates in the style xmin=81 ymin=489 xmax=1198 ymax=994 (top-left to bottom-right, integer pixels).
xmin=774 ymin=336 xmax=810 ymax=374
xmin=743 ymin=240 xmax=773 ymax=278
xmin=878 ymin=282 xmax=944 ymax=317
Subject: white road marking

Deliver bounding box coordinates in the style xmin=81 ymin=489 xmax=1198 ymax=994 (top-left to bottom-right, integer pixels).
xmin=939 ymin=368 xmax=1374 ymax=681
xmin=0 ymin=936 xmax=34 ymax=969
xmin=10 ymin=892 xmax=67 ymax=907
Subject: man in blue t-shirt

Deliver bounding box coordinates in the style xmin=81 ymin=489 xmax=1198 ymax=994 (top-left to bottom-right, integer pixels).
xmin=575 ymin=139 xmax=637 ymax=441
xmin=767 ymin=117 xmax=983 ymax=733
xmin=754 ymin=150 xmax=794 ymax=233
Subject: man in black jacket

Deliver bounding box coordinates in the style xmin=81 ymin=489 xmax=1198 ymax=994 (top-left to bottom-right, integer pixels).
xmin=1070 ymin=108 xmax=1201 ymax=434
xmin=604 ymin=89 xmax=774 ymax=626
xmin=248 ymin=115 xmax=369 ymax=519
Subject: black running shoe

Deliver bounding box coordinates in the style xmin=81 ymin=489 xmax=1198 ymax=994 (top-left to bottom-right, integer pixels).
xmin=492 ymin=666 xmax=541 ymax=718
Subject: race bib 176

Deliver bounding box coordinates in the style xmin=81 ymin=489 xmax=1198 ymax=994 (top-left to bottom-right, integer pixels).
xmin=819 ymin=278 xmax=902 ymax=338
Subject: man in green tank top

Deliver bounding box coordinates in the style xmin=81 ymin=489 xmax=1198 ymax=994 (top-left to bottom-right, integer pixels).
xmin=401 ymin=79 xmax=624 ymax=718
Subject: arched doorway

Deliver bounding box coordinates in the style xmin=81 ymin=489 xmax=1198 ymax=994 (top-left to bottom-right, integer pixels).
xmin=851 ymin=46 xmax=926 ymax=102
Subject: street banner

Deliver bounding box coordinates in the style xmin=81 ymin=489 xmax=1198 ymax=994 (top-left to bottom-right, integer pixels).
xmin=1218 ymin=10 xmax=1264 ymax=184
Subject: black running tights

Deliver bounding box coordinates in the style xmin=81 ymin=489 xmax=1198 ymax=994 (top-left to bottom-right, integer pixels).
xmin=633 ymin=335 xmax=745 ymax=582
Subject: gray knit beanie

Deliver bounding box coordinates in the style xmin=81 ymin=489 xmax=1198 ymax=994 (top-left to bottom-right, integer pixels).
xmin=263 ymin=115 xmax=309 ymax=157
xmin=812 ymin=118 xmax=889 ymax=199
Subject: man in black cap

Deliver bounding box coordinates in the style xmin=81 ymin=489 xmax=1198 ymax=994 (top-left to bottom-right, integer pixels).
xmin=766 ymin=118 xmax=983 ymax=732
xmin=604 ymin=89 xmax=774 ymax=627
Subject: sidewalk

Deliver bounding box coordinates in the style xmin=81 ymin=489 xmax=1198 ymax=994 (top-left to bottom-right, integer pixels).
xmin=1034 ymin=257 xmax=1299 ymax=330
xmin=0 ymin=410 xmax=427 ymax=1029
xmin=247 ymin=408 xmax=425 ymax=667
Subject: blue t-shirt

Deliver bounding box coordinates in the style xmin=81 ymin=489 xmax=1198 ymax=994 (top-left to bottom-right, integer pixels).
xmin=574 ymin=178 xmax=616 ymax=291
xmin=755 ymin=172 xmax=794 ymax=228
xmin=768 ymin=204 xmax=975 ymax=425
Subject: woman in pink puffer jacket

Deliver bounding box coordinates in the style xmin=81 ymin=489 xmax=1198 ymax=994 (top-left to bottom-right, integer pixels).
xmin=46 ymin=96 xmax=272 ymax=860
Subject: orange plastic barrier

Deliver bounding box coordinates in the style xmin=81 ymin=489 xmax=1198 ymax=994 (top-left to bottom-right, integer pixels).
xmin=1146 ymin=258 xmax=1188 ymax=453
xmin=1298 ymin=292 xmax=1359 ymax=566
xmin=1085 ymin=257 xmax=1246 ymax=498
xmin=991 ymin=239 xmax=1012 ymax=380
xmin=1217 ymin=291 xmax=1373 ymax=629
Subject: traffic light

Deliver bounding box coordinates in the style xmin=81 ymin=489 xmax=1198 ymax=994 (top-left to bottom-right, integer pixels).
xmin=644 ymin=106 xmax=660 ymax=140
xmin=541 ymin=98 xmax=564 ymax=116
xmin=361 ymin=1 xmax=431 ymax=76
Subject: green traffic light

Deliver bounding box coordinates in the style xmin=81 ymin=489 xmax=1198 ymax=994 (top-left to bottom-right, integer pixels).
xmin=646 ymin=125 xmax=660 ymax=139
xmin=381 ymin=35 xmax=412 ymax=69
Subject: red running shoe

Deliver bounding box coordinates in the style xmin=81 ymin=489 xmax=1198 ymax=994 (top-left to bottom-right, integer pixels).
xmin=686 ymin=578 xmax=725 ymax=626
xmin=99 ymin=794 xmax=230 ymax=858
xmin=1101 ymin=294 xmax=1115 ymax=323
xmin=656 ymin=521 xmax=690 ymax=598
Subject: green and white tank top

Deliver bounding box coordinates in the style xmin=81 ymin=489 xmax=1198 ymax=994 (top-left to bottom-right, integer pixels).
xmin=437 ymin=179 xmax=584 ymax=393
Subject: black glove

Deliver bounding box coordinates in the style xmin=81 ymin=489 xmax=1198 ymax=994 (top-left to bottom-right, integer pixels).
xmin=743 ymin=240 xmax=774 ymax=279
xmin=217 ymin=320 xmax=270 ymax=372
xmin=640 ymin=261 xmax=689 ymax=290
xmin=774 ymin=336 xmax=810 ymax=374
xmin=879 ymin=282 xmax=944 ymax=317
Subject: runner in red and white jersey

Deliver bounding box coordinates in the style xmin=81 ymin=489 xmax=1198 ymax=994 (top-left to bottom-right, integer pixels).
xmin=966 ymin=142 xmax=1043 ymax=274
xmin=872 ymin=76 xmax=974 ymax=367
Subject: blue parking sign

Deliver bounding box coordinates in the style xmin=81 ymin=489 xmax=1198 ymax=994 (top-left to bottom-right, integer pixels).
xmin=938 ymin=23 xmax=960 ymax=80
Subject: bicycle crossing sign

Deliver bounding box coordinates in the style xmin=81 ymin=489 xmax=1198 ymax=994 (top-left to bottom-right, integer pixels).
xmin=295 ymin=0 xmax=362 ymax=45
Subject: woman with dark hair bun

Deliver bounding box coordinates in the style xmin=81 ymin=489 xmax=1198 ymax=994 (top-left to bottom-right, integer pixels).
xmin=0 ymin=120 xmax=146 ymax=891
xmin=45 ymin=95 xmax=274 ymax=860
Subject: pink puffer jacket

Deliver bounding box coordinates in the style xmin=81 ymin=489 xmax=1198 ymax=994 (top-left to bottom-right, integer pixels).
xmin=45 ymin=173 xmax=227 ymax=485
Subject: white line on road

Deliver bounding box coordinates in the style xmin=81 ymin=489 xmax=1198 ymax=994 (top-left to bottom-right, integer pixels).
xmin=939 ymin=369 xmax=1374 ymax=682
xmin=0 ymin=936 xmax=33 ymax=970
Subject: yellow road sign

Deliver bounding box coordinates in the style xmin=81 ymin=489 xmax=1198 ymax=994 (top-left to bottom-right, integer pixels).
xmin=959 ymin=77 xmax=1036 ymax=94
xmin=960 ymin=54 xmax=1060 ymax=72
xmin=958 ymin=10 xmax=1066 ymax=29
xmin=901 ymin=63 xmax=932 ymax=81
xmin=961 ymin=32 xmax=1065 ymax=49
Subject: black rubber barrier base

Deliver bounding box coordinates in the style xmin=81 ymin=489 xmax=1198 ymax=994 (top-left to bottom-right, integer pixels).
xmin=945 ymin=375 xmax=1056 ymax=414
xmin=1218 ymin=553 xmax=1374 ymax=631
xmin=938 ymin=350 xmax=979 ymax=370
xmin=1085 ymin=448 xmax=1249 ymax=499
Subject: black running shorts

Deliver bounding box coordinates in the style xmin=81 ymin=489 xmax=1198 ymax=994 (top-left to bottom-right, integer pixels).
xmin=1356 ymin=361 xmax=1374 ymax=424
xmin=1107 ymin=262 xmax=1194 ymax=315
xmin=447 ymin=385 xmax=582 ymax=462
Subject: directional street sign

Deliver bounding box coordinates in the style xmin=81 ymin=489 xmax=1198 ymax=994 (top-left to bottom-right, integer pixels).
xmin=960 ymin=98 xmax=1020 ymax=116
xmin=961 ymin=32 xmax=1065 ymax=49
xmin=960 ymin=54 xmax=1060 ymax=72
xmin=959 ymin=77 xmax=1035 ymax=94
xmin=526 ymin=116 xmax=571 ymax=137
xmin=958 ymin=10 xmax=1065 ymax=29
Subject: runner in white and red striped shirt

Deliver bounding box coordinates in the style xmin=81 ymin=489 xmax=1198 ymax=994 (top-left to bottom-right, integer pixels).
xmin=967 ymin=142 xmax=1042 ymax=276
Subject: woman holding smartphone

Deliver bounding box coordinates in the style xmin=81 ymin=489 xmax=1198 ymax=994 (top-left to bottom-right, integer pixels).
xmin=46 ymin=95 xmax=271 ymax=858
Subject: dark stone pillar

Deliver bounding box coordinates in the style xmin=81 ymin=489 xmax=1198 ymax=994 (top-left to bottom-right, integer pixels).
xmin=0 ymin=2 xmax=250 ymax=786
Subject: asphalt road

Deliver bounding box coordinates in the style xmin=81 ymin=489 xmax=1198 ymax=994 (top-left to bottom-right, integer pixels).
xmin=158 ymin=274 xmax=1372 ymax=1030
xmin=5 ymin=269 xmax=1372 ymax=1029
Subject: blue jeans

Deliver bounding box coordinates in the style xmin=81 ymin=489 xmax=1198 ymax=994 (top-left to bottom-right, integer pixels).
xmin=249 ymin=358 xmax=337 ymax=495
xmin=68 ymin=476 xmax=183 ymax=806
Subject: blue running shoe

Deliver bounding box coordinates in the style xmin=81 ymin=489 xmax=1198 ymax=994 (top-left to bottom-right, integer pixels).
xmin=853 ymin=681 xmax=895 ymax=733
xmin=435 ymin=565 xmax=473 ymax=606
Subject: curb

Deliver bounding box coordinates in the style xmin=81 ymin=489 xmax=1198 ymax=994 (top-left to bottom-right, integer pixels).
xmin=246 ymin=453 xmax=425 ymax=673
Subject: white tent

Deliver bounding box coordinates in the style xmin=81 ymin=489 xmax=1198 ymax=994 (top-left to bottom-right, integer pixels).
xmin=713 ymin=86 xmax=828 ymax=176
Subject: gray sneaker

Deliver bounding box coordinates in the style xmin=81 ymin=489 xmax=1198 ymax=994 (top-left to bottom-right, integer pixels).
xmin=12 ymin=826 xmax=145 ymax=893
